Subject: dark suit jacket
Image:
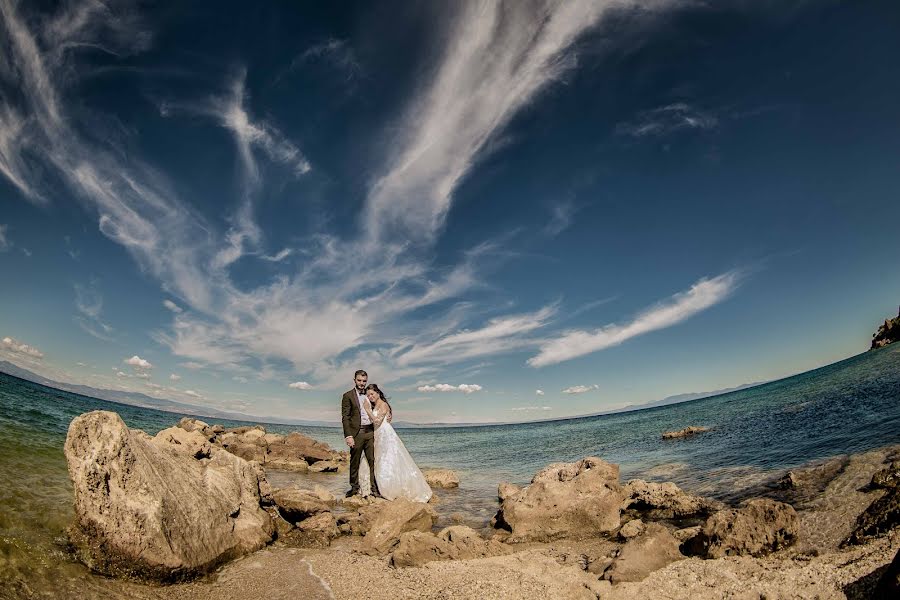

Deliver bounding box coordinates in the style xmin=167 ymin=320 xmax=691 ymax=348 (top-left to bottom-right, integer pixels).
xmin=341 ymin=389 xmax=362 ymax=438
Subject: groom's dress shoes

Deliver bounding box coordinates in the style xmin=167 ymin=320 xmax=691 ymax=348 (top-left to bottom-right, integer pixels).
xmin=345 ymin=488 xmax=358 ymax=498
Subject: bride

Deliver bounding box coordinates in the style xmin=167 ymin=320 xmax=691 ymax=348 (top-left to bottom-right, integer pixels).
xmin=358 ymin=383 xmax=432 ymax=503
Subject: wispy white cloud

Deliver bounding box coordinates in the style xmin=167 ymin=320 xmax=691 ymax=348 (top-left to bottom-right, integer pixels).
xmin=288 ymin=381 xmax=312 ymax=390
xmin=511 ymin=406 xmax=552 ymax=412
xmin=616 ymin=103 xmax=718 ymax=138
xmin=396 ymin=305 xmax=557 ymax=367
xmin=287 ymin=38 xmax=362 ymax=84
xmin=163 ymin=299 xmax=182 ymax=313
xmin=169 ymin=373 xmax=181 ymax=381
xmin=0 ymin=224 xmax=9 ymax=250
xmin=562 ymin=384 xmax=599 ymax=394
xmin=416 ymin=383 xmax=482 ymax=394
xmin=364 ymin=0 xmax=664 ymax=242
xmin=535 ymin=389 xmax=545 ymax=396
xmin=2 ymin=335 xmax=44 ymax=358
xmin=530 ymin=271 xmax=742 ymax=367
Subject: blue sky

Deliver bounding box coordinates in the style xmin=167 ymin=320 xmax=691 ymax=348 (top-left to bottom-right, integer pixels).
xmin=1 ymin=0 xmax=898 ymax=424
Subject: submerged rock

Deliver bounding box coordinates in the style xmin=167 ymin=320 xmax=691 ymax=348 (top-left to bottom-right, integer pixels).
xmin=661 ymin=426 xmax=710 ymax=440
xmin=494 ymin=457 xmax=624 ymax=543
xmin=683 ymin=498 xmax=799 ymax=558
xmin=64 ymin=411 xmax=274 ymax=582
xmin=423 ymin=469 xmax=460 ymax=489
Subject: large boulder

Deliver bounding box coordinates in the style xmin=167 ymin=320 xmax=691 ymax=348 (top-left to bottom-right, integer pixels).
xmin=493 ymin=457 xmax=624 ymax=542
xmin=64 ymin=411 xmax=274 ymax=581
xmin=423 ymin=469 xmax=459 ymax=489
xmin=391 ymin=525 xmax=510 ymax=567
xmin=360 ymin=498 xmax=436 ymax=556
xmin=603 ymin=523 xmax=684 ymax=583
xmin=622 ymin=479 xmax=722 ymax=520
xmin=683 ymin=498 xmax=799 ymax=558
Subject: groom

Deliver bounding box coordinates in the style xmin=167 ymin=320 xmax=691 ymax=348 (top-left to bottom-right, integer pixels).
xmin=341 ymin=369 xmax=380 ymax=498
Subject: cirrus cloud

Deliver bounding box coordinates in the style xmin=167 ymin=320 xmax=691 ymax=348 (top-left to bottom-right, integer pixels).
xmin=417 ymin=383 xmax=482 ymax=394
xmin=529 ymin=271 xmax=741 ymax=368
xmin=562 ymin=384 xmax=599 ymax=394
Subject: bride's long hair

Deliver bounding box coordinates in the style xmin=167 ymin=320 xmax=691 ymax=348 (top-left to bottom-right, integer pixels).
xmin=365 ymin=383 xmax=392 ymax=421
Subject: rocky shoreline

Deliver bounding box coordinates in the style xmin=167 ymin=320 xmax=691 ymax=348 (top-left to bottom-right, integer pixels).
xmin=871 ymin=306 xmax=900 ymax=350
xmin=51 ymin=411 xmax=900 ymax=599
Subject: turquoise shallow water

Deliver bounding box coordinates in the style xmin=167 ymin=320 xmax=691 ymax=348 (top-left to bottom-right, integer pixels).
xmin=1 ymin=344 xmax=899 ymax=595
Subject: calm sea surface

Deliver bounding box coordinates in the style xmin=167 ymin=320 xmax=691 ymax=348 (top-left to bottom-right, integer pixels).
xmin=1 ymin=344 xmax=899 ymax=595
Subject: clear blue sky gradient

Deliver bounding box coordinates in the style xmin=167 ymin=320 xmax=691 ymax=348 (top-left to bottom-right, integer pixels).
xmin=1 ymin=0 xmax=898 ymax=423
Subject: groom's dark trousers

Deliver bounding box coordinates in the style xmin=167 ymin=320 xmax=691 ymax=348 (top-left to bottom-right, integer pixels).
xmin=342 ymin=388 xmax=377 ymax=494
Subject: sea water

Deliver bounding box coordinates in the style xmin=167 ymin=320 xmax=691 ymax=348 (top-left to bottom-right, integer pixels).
xmin=1 ymin=344 xmax=898 ymax=595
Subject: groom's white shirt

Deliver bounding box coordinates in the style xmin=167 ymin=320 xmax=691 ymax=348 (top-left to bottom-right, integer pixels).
xmin=357 ymin=390 xmax=372 ymax=426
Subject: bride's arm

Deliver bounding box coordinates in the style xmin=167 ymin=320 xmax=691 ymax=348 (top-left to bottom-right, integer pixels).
xmin=362 ymin=399 xmax=385 ymax=428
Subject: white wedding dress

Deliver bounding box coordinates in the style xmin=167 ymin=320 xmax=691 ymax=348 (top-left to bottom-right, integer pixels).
xmin=359 ymin=408 xmax=432 ymax=503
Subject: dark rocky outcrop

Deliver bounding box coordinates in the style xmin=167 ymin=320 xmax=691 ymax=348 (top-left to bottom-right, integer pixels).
xmin=683 ymin=498 xmax=799 ymax=558
xmin=844 ymin=461 xmax=900 ymax=546
xmin=871 ymin=306 xmax=900 ymax=349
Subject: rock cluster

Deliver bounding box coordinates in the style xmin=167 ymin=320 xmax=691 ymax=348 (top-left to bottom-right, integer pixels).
xmin=65 ymin=412 xmax=275 ymax=581
xmin=175 ymin=418 xmax=345 ymax=472
xmin=65 ymin=412 xmax=899 ymax=593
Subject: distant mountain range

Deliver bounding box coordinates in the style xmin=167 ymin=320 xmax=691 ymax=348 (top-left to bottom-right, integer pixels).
xmin=0 ymin=360 xmax=765 ymax=428
xmin=0 ymin=361 xmax=332 ymax=427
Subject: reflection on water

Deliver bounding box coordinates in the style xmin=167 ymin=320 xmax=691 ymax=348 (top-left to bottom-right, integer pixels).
xmin=0 ymin=344 xmax=899 ymax=595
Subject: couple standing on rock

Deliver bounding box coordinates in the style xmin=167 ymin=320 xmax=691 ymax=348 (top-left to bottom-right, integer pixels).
xmin=340 ymin=369 xmax=432 ymax=502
